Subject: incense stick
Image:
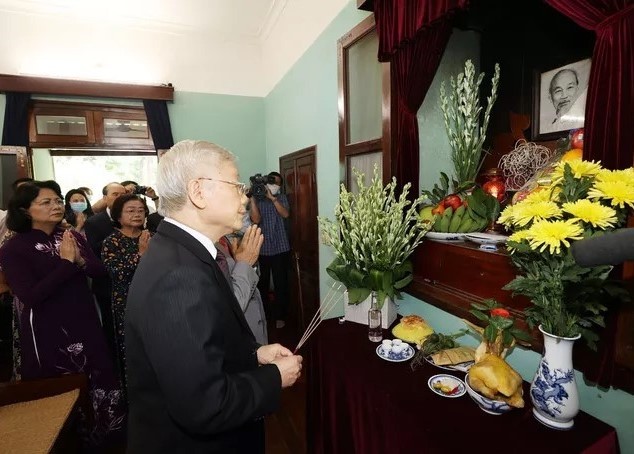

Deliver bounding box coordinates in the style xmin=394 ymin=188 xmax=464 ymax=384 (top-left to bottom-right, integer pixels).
xmin=295 ymin=282 xmax=340 ymax=350
xmin=294 ymin=284 xmax=343 ymax=352
xmin=296 ymin=282 xmax=340 ymax=348
xmin=295 ymin=293 xmax=342 ymax=351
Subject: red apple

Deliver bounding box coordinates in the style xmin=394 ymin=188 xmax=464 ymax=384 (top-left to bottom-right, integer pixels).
xmin=431 ymin=204 xmax=445 ymax=215
xmin=571 ymin=128 xmax=584 ymax=150
xmin=442 ymin=194 xmax=462 ymax=211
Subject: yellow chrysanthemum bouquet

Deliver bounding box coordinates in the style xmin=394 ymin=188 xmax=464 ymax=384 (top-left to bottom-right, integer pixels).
xmin=500 ymin=160 xmax=634 ymax=348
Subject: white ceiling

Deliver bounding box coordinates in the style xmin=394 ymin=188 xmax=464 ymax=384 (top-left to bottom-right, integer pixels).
xmin=0 ymin=0 xmax=283 ymax=41
xmin=0 ymin=0 xmax=355 ymax=95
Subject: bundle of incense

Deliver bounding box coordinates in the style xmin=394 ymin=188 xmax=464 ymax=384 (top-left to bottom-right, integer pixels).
xmin=294 ymin=282 xmax=343 ymax=353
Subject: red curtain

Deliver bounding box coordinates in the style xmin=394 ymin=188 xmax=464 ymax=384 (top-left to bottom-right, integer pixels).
xmin=373 ymin=0 xmax=468 ymax=198
xmin=392 ymin=21 xmax=454 ymax=199
xmin=545 ymin=0 xmax=634 ymax=170
xmin=374 ymin=0 xmax=468 ymax=62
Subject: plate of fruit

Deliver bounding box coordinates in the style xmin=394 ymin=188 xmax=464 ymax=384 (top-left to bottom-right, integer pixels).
xmin=420 ymin=179 xmax=500 ymax=239
xmin=428 ymin=374 xmax=466 ymax=398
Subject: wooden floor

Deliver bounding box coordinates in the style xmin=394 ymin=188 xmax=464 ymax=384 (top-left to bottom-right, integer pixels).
xmin=265 ymin=319 xmax=308 ymax=454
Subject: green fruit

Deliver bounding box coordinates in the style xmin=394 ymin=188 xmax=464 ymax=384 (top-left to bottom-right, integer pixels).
xmin=475 ymin=217 xmax=489 ymax=231
xmin=457 ymin=216 xmax=474 ymax=233
xmin=432 ymin=213 xmax=444 ymax=231
xmin=448 ymin=205 xmax=465 ymax=233
xmin=419 ymin=205 xmax=435 ymax=223
xmin=438 ymin=207 xmax=453 ymax=232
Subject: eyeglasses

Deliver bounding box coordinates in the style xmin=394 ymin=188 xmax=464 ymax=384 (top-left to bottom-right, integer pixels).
xmin=197 ymin=178 xmax=248 ymax=196
xmin=33 ymin=198 xmax=64 ymax=208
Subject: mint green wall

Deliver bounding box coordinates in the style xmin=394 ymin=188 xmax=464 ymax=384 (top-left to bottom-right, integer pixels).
xmin=263 ymin=1 xmax=634 ymax=452
xmin=169 ymin=91 xmax=266 ymax=181
xmin=265 ymin=2 xmax=372 ymax=301
xmin=418 ymin=30 xmax=480 ymax=192
xmin=32 ymin=148 xmax=55 ymax=181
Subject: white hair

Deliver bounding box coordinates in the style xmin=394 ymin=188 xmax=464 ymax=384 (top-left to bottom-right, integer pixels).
xmin=156 ymin=140 xmax=236 ymax=217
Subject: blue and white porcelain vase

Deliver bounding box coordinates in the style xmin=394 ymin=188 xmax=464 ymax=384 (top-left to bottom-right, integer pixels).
xmin=530 ymin=325 xmax=581 ymax=430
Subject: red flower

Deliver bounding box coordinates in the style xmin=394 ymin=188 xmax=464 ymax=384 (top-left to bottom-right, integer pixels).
xmin=491 ymin=308 xmax=510 ymax=318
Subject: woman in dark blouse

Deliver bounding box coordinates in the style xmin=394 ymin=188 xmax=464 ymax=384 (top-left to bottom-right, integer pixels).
xmin=101 ymin=194 xmax=150 ymax=392
xmin=0 ymin=181 xmax=124 ymax=447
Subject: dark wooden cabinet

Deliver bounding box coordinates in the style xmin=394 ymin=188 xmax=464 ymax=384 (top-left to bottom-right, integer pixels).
xmin=409 ymin=240 xmax=529 ymax=319
xmin=28 ymin=101 xmax=153 ymax=150
xmin=29 ymin=105 xmax=95 ymax=146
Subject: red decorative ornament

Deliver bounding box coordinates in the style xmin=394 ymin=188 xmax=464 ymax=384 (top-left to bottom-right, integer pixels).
xmin=482 ymin=168 xmax=506 ymax=203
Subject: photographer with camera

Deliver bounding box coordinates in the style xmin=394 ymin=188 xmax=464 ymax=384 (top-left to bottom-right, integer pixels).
xmin=121 ymin=180 xmax=159 ymax=211
xmin=249 ymin=171 xmax=290 ymax=329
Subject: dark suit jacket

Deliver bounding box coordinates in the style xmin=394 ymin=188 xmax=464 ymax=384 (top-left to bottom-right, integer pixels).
xmin=83 ymin=210 xmax=114 ymax=326
xmin=84 ymin=210 xmax=115 ymax=257
xmin=125 ymin=221 xmax=281 ymax=453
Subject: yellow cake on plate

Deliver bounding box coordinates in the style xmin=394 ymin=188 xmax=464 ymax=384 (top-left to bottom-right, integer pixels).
xmin=392 ymin=315 xmax=433 ymax=345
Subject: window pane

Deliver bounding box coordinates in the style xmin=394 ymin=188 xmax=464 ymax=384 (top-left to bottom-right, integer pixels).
xmin=104 ymin=119 xmax=149 ymax=139
xmin=347 ymin=151 xmax=382 ymax=193
xmin=36 ymin=115 xmax=88 ymax=136
xmin=347 ymin=30 xmax=382 ymax=144
xmin=52 ymin=154 xmax=157 ymax=200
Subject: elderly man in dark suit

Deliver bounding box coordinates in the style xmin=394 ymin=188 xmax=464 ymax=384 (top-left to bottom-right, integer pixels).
xmin=125 ymin=140 xmax=302 ymax=453
xmin=84 ymin=182 xmax=126 ymax=256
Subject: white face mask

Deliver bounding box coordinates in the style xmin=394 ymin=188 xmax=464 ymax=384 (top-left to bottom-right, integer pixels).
xmin=267 ymin=184 xmax=281 ymax=195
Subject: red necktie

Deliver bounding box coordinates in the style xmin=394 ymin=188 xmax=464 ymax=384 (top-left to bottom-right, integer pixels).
xmin=215 ymin=248 xmax=231 ymax=283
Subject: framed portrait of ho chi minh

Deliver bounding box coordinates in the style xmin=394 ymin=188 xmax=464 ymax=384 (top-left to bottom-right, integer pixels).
xmin=532 ymin=58 xmax=591 ymax=141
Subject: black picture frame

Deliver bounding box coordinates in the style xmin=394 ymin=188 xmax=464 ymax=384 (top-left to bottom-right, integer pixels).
xmin=531 ymin=58 xmax=591 ymax=141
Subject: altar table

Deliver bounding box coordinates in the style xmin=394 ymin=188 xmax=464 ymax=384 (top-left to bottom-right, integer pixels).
xmin=307 ymin=319 xmax=619 ymax=454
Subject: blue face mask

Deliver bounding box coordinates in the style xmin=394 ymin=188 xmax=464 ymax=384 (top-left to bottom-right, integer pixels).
xmin=70 ymin=201 xmax=87 ymax=213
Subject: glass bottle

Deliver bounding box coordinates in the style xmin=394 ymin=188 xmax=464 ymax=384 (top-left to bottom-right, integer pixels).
xmin=368 ymin=291 xmax=383 ymax=342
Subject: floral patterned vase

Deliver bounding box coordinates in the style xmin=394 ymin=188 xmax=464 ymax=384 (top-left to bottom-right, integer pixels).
xmin=530 ymin=325 xmax=581 ymax=430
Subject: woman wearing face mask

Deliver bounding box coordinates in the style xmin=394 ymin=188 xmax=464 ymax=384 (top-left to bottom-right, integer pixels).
xmin=101 ymin=194 xmax=151 ymax=394
xmin=64 ymin=188 xmax=94 ymax=234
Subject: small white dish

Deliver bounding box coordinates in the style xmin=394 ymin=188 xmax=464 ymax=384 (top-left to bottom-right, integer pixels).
xmin=376 ymin=344 xmax=415 ymax=362
xmin=426 ymin=232 xmax=466 ymax=242
xmin=427 ymin=374 xmax=466 ymax=398
xmin=464 ymin=232 xmax=508 ymax=245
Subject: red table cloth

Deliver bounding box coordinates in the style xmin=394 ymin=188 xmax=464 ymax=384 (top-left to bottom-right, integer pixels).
xmin=307 ymin=318 xmax=619 ymax=454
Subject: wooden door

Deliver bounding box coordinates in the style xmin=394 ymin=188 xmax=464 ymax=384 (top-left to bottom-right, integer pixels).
xmin=280 ymin=146 xmax=319 ymax=333
xmin=0 ymin=146 xmax=32 ymax=210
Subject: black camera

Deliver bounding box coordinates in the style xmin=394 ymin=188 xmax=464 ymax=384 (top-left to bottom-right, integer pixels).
xmin=134 ymin=185 xmax=148 ymax=195
xmin=249 ymin=174 xmax=275 ymax=199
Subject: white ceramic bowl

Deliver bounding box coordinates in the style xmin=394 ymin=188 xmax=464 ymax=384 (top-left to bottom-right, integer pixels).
xmin=464 ymin=373 xmax=513 ymax=415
